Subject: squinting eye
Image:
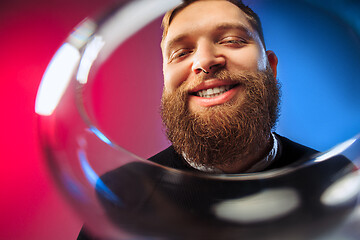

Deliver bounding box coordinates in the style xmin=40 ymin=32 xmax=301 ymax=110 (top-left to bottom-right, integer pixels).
xmin=170 ymin=49 xmax=192 ymax=62
xmin=219 ymin=38 xmax=247 ymax=46
xmin=177 ymin=51 xmax=190 ymax=58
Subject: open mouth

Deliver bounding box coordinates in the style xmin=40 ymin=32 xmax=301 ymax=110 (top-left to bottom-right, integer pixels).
xmin=190 ymin=84 xmax=239 ymax=98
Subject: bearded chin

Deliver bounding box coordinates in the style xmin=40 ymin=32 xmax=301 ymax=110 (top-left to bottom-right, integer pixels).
xmin=161 ymin=68 xmax=280 ymax=170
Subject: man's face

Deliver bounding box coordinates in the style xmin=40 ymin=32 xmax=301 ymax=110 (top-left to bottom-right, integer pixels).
xmin=162 ymin=0 xmax=276 ymax=113
xmin=160 ymin=0 xmax=279 ymax=172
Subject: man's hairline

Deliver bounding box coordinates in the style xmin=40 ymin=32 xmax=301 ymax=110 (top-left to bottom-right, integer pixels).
xmin=160 ymin=0 xmax=264 ymax=51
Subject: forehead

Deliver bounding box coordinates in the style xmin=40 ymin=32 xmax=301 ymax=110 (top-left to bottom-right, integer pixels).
xmin=163 ymin=1 xmax=254 ymax=50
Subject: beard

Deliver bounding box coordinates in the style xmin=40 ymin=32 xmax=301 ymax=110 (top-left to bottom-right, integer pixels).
xmin=161 ymin=68 xmax=280 ymax=170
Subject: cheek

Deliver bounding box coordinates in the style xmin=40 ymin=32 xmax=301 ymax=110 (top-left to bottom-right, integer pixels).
xmin=230 ymin=47 xmax=265 ymax=71
xmin=163 ymin=63 xmax=189 ymax=92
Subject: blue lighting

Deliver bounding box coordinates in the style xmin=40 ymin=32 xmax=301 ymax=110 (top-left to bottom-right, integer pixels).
xmin=89 ymin=126 xmax=113 ymax=146
xmin=78 ymin=149 xmax=122 ymax=205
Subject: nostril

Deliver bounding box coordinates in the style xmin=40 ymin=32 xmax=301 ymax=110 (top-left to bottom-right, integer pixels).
xmin=193 ymin=67 xmax=209 ymax=74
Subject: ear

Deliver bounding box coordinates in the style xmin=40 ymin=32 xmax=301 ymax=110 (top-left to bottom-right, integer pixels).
xmin=266 ymin=50 xmax=278 ymax=78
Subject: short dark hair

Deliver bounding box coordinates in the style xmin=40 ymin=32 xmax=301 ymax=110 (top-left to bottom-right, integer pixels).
xmin=161 ymin=0 xmax=266 ymax=49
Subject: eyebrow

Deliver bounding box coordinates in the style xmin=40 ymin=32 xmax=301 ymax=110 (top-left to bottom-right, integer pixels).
xmin=164 ymin=23 xmax=254 ymax=56
xmin=164 ymin=34 xmax=191 ymax=57
xmin=215 ymin=22 xmax=253 ymax=36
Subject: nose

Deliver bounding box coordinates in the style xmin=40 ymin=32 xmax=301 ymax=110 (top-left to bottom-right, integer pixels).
xmin=191 ymin=41 xmax=225 ymax=74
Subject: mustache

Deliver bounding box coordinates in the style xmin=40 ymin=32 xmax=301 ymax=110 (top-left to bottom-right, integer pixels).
xmin=200 ymin=68 xmax=272 ymax=81
xmin=194 ymin=69 xmax=244 ymax=83
xmin=185 ymin=69 xmax=269 ymax=92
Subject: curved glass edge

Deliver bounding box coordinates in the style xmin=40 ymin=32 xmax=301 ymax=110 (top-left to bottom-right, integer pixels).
xmin=33 ymin=0 xmax=360 ymax=238
xmin=35 ymin=0 xmax=181 ymax=116
xmin=35 ymin=0 xmax=181 ymax=164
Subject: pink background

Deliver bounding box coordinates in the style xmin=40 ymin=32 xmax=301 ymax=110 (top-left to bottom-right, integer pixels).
xmin=0 ymin=0 xmax=125 ymax=239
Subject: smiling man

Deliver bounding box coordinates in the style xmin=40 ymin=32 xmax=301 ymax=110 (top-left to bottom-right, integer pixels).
xmin=149 ymin=0 xmax=317 ymax=173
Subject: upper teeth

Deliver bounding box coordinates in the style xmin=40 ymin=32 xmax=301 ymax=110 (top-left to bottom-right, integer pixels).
xmin=197 ymin=85 xmax=231 ymax=98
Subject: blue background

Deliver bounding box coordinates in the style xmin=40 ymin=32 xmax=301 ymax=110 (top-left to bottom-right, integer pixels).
xmin=247 ymin=0 xmax=360 ymax=151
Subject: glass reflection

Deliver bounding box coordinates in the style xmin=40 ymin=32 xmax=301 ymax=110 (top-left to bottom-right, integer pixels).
xmin=35 ymin=0 xmax=360 ymax=239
